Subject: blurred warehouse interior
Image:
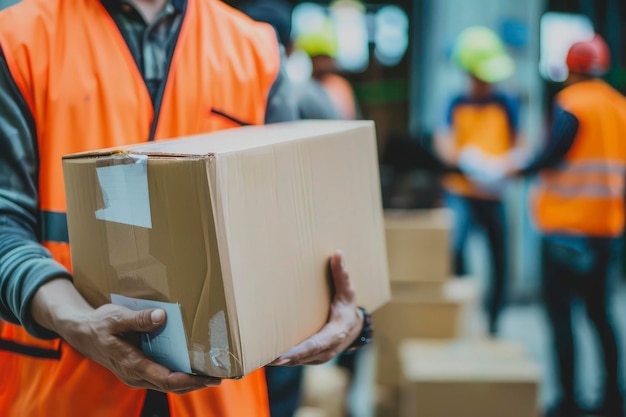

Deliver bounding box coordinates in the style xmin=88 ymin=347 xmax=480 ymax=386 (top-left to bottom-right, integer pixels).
xmin=229 ymin=0 xmax=626 ymax=299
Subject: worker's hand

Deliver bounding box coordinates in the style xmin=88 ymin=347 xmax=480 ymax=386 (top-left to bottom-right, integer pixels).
xmin=31 ymin=279 xmax=220 ymax=393
xmin=270 ymin=250 xmax=363 ymax=366
xmin=503 ymin=147 xmax=531 ymax=178
xmin=433 ymin=131 xmax=458 ymax=166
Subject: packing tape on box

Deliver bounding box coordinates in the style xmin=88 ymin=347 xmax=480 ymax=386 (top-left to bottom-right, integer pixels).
xmin=190 ymin=310 xmax=241 ymax=378
xmin=95 ymin=153 xmax=152 ymax=229
xmin=95 ymin=154 xmax=171 ymax=301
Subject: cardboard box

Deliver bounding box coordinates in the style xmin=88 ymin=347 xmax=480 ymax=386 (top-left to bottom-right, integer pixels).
xmin=399 ymin=340 xmax=540 ymax=417
xmin=389 ymin=280 xmax=447 ymax=301
xmin=295 ymin=407 xmax=327 ymax=417
xmin=376 ymin=384 xmax=401 ymax=417
xmin=300 ymin=365 xmax=350 ymax=417
xmin=385 ymin=210 xmax=451 ymax=282
xmin=373 ymin=279 xmax=479 ymax=385
xmin=62 ymin=120 xmax=390 ymax=378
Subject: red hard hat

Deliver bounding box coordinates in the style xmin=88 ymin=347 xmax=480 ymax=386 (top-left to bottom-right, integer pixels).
xmin=566 ymin=34 xmax=610 ymax=76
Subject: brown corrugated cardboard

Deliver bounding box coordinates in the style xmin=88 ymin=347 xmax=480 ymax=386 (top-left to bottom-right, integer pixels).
xmin=373 ymin=279 xmax=479 ymax=385
xmin=62 ymin=120 xmax=390 ymax=378
xmin=295 ymin=407 xmax=328 ymax=417
xmin=374 ymin=302 xmax=460 ymax=386
xmin=300 ymin=365 xmax=350 ymax=417
xmin=389 ymin=280 xmax=446 ymax=301
xmin=384 ymin=210 xmax=451 ymax=282
xmin=376 ymin=384 xmax=401 ymax=417
xmin=399 ymin=339 xmax=540 ymax=417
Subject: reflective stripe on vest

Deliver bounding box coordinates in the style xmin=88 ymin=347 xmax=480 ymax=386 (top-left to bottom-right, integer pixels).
xmin=538 ymin=160 xmax=626 ymax=199
xmin=41 ymin=211 xmax=69 ymax=244
xmin=0 ymin=337 xmax=62 ymax=360
xmin=0 ymin=0 xmax=278 ymax=415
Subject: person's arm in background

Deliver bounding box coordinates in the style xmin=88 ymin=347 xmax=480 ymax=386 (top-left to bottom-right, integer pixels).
xmin=433 ymin=96 xmax=461 ymax=168
xmin=264 ymin=52 xmax=365 ymax=363
xmin=264 ymin=47 xmax=299 ymax=124
xmin=0 ymin=48 xmax=220 ymax=392
xmin=501 ymin=93 xmax=526 ymax=148
xmin=514 ymin=104 xmax=578 ymax=176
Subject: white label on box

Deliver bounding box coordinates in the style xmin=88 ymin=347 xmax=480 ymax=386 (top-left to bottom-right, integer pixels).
xmin=111 ymin=294 xmax=192 ymax=374
xmin=95 ymin=155 xmax=152 ymax=229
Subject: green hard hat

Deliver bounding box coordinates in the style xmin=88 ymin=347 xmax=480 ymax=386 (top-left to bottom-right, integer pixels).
xmin=452 ymin=26 xmax=514 ymax=83
xmin=295 ymin=18 xmax=338 ymax=58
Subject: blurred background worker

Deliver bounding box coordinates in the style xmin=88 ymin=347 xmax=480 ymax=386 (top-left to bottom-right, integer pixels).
xmin=510 ymin=34 xmax=626 ymax=417
xmin=435 ymin=26 xmax=519 ymax=336
xmin=294 ymin=12 xmax=360 ymax=121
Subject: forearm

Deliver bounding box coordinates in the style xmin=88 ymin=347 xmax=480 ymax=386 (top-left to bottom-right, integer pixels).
xmin=30 ymin=278 xmax=92 ymax=337
xmin=0 ymin=223 xmax=72 ymax=338
xmin=519 ymin=106 xmax=578 ymax=176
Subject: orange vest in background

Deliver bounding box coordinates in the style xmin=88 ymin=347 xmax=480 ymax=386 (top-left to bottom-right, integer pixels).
xmin=444 ymin=97 xmax=514 ymax=199
xmin=0 ymin=0 xmax=279 ymax=415
xmin=320 ymin=73 xmax=358 ymax=120
xmin=534 ymin=80 xmax=626 ymax=237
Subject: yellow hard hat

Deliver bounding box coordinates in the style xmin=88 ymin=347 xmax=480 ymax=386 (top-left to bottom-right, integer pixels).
xmin=295 ymin=17 xmax=338 ymax=58
xmin=452 ymin=26 xmax=514 ymax=83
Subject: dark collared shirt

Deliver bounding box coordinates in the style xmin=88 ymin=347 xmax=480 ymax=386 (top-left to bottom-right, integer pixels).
xmin=101 ymin=0 xmax=184 ymax=103
xmin=0 ymin=0 xmax=297 ymax=338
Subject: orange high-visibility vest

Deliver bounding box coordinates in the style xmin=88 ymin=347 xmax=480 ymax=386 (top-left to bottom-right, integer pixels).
xmin=534 ymin=80 xmax=626 ymax=237
xmin=444 ymin=97 xmax=514 ymax=199
xmin=0 ymin=0 xmax=279 ymax=415
xmin=320 ymin=74 xmax=357 ymax=120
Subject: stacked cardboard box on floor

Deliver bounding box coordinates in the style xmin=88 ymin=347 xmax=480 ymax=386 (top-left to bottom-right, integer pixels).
xmin=374 ymin=210 xmax=481 ymax=387
xmin=384 ymin=210 xmax=450 ymax=282
xmin=374 ymin=210 xmax=541 ymax=417
xmin=294 ymin=407 xmax=327 ymax=417
xmin=374 ymin=278 xmax=480 ymax=386
xmin=398 ymin=339 xmax=540 ymax=417
xmin=299 ymin=365 xmax=350 ymax=417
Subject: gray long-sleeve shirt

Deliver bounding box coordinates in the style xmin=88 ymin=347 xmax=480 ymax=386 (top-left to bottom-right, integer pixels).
xmin=0 ymin=0 xmax=297 ymax=339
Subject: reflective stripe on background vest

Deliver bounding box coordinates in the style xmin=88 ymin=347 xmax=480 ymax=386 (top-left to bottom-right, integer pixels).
xmin=538 ymin=160 xmax=626 ymax=199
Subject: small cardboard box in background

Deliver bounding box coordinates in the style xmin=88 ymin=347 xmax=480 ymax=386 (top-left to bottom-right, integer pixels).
xmin=373 ymin=279 xmax=479 ymax=386
xmin=388 ymin=280 xmax=447 ymax=302
xmin=300 ymin=365 xmax=350 ymax=417
xmin=294 ymin=407 xmax=328 ymax=417
xmin=63 ymin=121 xmax=390 ymax=378
xmin=384 ymin=210 xmax=451 ymax=282
xmin=399 ymin=339 xmax=540 ymax=417
xmin=376 ymin=384 xmax=402 ymax=417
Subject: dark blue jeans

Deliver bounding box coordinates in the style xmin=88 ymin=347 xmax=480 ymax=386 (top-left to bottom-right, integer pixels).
xmin=542 ymin=235 xmax=623 ymax=410
xmin=447 ymin=194 xmax=507 ymax=334
xmin=265 ymin=366 xmax=303 ymax=417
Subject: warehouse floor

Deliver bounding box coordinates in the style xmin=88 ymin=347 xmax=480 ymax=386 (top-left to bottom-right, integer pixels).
xmin=344 ymin=280 xmax=626 ymax=417
xmin=500 ymin=280 xmax=626 ymax=412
